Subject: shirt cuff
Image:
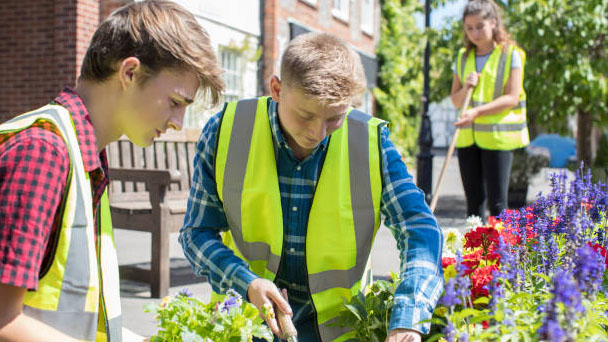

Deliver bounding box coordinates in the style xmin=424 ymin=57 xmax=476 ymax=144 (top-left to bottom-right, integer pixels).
xmin=388 ymin=297 xmax=435 ymax=334
xmin=231 ymin=266 xmax=260 ymax=300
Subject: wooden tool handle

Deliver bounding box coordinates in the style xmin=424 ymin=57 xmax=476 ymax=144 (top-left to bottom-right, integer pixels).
xmin=429 ymin=86 xmax=474 ymax=213
xmin=276 ymin=306 xmax=298 ymax=339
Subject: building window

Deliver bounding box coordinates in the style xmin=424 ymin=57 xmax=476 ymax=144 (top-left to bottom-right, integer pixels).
xmin=332 ymin=0 xmax=349 ymax=22
xmin=299 ymin=0 xmax=317 ymax=6
xmin=358 ymin=89 xmax=374 ymax=115
xmin=220 ymin=49 xmax=242 ymax=103
xmin=361 ymin=0 xmax=374 ymax=35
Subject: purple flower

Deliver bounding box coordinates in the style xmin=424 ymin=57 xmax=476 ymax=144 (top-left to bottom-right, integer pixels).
xmin=443 ymin=321 xmax=457 ymax=342
xmin=539 ymin=268 xmax=585 ymax=342
xmin=218 ymin=289 xmax=242 ymax=313
xmin=439 ymin=254 xmax=471 ymax=308
xmin=178 ymin=287 xmax=193 ymax=297
xmin=538 ymin=318 xmax=566 ymax=342
xmin=573 ymin=244 xmax=605 ymax=297
xmin=552 ymin=269 xmax=584 ymax=314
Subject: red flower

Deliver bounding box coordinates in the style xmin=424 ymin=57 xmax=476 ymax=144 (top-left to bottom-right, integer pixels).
xmin=581 ymin=200 xmax=592 ymax=211
xmin=487 ymin=216 xmax=499 ymax=227
xmin=462 ymin=259 xmax=479 ymax=275
xmin=500 ymin=227 xmax=520 ymax=245
xmin=464 ymin=229 xmax=483 ymax=249
xmin=464 ymin=249 xmax=483 ymax=261
xmin=588 ymin=242 xmax=608 ymax=267
xmin=470 ymin=265 xmax=498 ymax=299
xmin=464 ymin=227 xmax=500 ymax=249
xmin=442 ymin=257 xmax=456 ymax=268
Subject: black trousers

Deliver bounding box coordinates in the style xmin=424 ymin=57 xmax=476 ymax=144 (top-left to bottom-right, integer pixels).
xmin=457 ymin=145 xmax=514 ymax=219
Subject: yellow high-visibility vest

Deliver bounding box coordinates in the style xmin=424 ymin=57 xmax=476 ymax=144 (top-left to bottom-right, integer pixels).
xmin=215 ymin=97 xmax=383 ymax=341
xmin=0 ymin=105 xmax=122 ymax=341
xmin=456 ymin=45 xmax=530 ymax=150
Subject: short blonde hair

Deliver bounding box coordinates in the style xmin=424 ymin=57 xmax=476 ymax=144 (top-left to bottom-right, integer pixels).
xmin=80 ymin=0 xmax=224 ymax=107
xmin=280 ymin=33 xmax=367 ymax=107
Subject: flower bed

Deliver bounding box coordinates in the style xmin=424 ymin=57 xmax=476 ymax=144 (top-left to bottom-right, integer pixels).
xmin=145 ymin=167 xmax=607 ymax=342
xmin=433 ymin=168 xmax=608 ymax=341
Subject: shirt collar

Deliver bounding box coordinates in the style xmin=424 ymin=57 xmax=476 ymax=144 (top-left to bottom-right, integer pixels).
xmin=53 ymin=87 xmax=104 ymax=173
xmin=268 ymin=99 xmax=329 ymax=154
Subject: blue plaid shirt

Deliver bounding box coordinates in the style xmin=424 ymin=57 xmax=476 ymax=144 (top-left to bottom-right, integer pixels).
xmin=179 ymin=99 xmax=443 ymax=337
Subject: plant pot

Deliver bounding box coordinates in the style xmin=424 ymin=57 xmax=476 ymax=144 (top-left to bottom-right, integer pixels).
xmin=508 ymin=186 xmax=528 ymax=209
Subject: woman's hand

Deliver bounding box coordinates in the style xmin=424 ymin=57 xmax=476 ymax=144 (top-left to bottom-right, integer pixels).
xmin=464 ymin=72 xmax=479 ymax=89
xmin=453 ymin=108 xmax=478 ymax=128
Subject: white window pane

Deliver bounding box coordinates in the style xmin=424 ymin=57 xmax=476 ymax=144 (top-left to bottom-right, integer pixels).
xmin=220 ymin=49 xmax=242 ymax=101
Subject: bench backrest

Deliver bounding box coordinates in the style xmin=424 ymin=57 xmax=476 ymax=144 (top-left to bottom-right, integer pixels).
xmin=106 ymin=128 xmax=200 ymax=202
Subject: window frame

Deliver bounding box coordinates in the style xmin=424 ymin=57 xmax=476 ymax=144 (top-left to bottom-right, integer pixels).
xmin=360 ymin=0 xmax=374 ymax=35
xmin=219 ymin=48 xmax=242 ymax=103
xmin=332 ymin=0 xmax=350 ymax=23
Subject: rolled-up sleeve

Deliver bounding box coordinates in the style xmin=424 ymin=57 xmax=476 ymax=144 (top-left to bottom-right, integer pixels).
xmin=178 ymin=113 xmax=258 ymax=299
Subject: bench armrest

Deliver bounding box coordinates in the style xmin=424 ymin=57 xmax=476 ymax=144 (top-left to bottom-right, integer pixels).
xmin=108 ymin=168 xmax=181 ymax=185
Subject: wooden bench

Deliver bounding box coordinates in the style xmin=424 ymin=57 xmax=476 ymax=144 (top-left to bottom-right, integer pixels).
xmin=107 ymin=129 xmax=200 ymax=298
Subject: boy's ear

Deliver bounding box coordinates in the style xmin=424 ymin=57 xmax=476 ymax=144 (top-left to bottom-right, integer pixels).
xmin=117 ymin=57 xmax=142 ymax=90
xmin=269 ymin=75 xmax=281 ymax=103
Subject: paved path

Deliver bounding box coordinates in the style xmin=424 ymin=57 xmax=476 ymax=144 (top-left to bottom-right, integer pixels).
xmin=116 ymin=148 xmax=562 ymax=339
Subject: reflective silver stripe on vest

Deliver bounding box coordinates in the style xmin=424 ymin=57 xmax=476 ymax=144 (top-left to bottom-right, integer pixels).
xmin=319 ymin=316 xmax=354 ymax=341
xmin=493 ymin=50 xmax=508 ymax=99
xmin=460 ymin=51 xmax=467 ymax=81
xmin=474 ymin=122 xmax=528 ymax=132
xmin=9 ymin=108 xmax=96 ymax=340
xmin=308 ymin=110 xmax=376 ymax=294
xmin=223 ymin=98 xmax=281 ymax=274
xmin=21 ymin=307 xmax=98 ymax=341
xmin=108 ymin=315 xmax=123 ymax=342
xmin=471 ymin=100 xmax=526 ymax=110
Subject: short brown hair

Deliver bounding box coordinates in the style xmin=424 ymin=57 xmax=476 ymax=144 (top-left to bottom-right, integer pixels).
xmin=280 ymin=33 xmax=366 ymax=107
xmin=80 ymin=0 xmax=224 ymax=107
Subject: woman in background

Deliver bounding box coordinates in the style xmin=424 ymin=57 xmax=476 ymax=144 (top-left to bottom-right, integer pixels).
xmin=451 ymin=0 xmax=529 ymax=220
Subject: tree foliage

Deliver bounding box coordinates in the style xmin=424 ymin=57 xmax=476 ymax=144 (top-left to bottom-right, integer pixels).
xmin=374 ymin=0 xmax=425 ymax=164
xmin=504 ymin=0 xmax=608 ymax=165
xmin=375 ymin=0 xmax=461 ymax=164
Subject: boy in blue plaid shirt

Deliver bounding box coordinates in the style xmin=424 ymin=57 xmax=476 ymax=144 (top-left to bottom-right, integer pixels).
xmin=180 ymin=32 xmax=443 ymax=342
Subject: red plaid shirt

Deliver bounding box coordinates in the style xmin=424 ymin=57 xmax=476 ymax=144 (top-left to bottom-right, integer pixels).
xmin=0 ymin=87 xmax=109 ymax=290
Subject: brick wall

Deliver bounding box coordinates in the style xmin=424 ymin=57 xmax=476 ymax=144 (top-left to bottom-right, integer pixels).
xmin=1 ymin=0 xmax=59 ymax=121
xmin=262 ymin=0 xmax=379 ymax=94
xmin=0 ymin=0 xmax=127 ymax=122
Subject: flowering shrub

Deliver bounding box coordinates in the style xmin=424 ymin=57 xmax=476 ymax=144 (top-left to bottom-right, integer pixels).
xmin=144 ymin=288 xmax=273 ymax=342
xmin=434 ymin=168 xmax=608 ymax=342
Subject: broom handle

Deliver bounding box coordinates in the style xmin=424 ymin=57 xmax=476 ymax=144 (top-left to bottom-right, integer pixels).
xmin=429 ymin=87 xmax=474 ymax=213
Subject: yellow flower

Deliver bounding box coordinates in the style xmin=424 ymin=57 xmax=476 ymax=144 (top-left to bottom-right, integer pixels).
xmin=443 ymin=265 xmax=457 ymax=283
xmin=434 ymin=306 xmax=448 ymax=318
xmin=262 ymin=303 xmax=275 ymax=320
xmin=159 ymin=296 xmax=172 ymax=308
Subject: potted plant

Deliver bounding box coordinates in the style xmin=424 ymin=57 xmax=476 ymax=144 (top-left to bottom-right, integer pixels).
xmin=508 ymin=146 xmax=550 ymax=208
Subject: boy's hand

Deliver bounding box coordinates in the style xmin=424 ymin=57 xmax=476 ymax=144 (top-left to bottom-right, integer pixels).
xmin=247 ymin=278 xmax=292 ymax=337
xmin=385 ymin=328 xmax=421 ymax=342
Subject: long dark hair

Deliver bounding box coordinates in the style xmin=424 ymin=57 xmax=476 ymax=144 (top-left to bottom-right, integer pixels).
xmin=462 ymin=0 xmax=515 ymax=52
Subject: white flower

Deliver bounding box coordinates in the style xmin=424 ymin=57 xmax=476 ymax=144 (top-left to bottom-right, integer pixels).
xmin=443 ymin=228 xmax=463 ymax=257
xmin=465 ymin=215 xmax=484 ymax=229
